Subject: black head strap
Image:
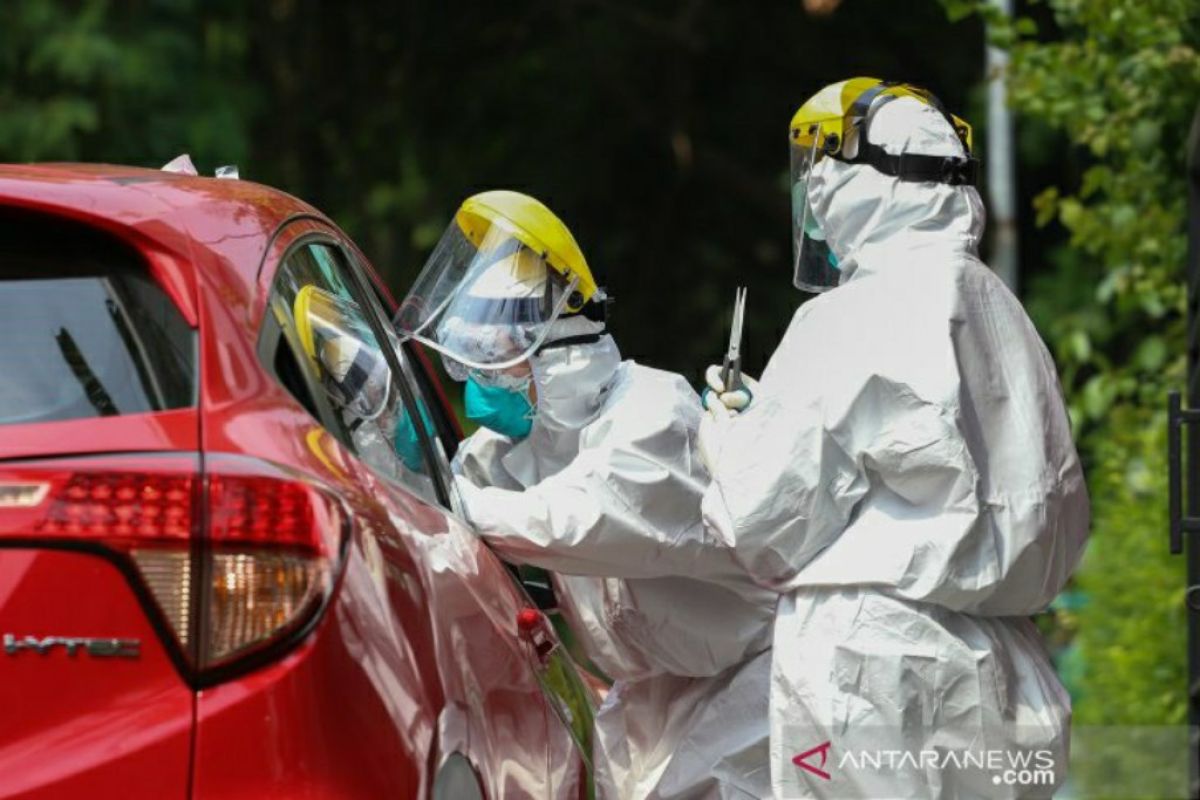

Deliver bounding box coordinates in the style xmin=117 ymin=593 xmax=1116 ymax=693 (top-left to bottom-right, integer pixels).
xmin=840 ymin=82 xmax=979 ymax=187
xmin=856 ymin=141 xmax=979 ymax=186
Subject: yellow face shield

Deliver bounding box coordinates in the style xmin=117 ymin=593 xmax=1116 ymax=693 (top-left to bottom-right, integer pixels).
xmin=396 ymin=191 xmax=607 ymax=382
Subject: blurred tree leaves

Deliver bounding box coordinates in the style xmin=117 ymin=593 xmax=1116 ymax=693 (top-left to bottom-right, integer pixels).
xmin=943 ymin=0 xmax=1198 ymax=791
xmin=951 ymin=0 xmax=1198 ymax=429
xmin=0 ymin=0 xmax=257 ymax=166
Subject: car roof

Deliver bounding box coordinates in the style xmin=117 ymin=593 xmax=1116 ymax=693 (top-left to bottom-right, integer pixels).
xmin=0 ymin=163 xmax=331 ymax=325
xmin=0 ymin=162 xmax=326 ymax=274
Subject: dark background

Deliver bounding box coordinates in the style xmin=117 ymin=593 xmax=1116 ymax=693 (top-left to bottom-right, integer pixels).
xmin=8 ymin=0 xmax=1063 ymax=381
xmin=248 ymin=0 xmax=992 ymax=379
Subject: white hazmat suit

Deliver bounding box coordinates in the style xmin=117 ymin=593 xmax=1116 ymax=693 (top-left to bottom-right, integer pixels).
xmin=701 ymin=97 xmax=1090 ymax=798
xmin=453 ymin=329 xmax=777 ymax=799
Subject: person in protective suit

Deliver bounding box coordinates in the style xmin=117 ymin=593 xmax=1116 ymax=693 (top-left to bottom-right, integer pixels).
xmin=699 ymin=79 xmax=1090 ymax=798
xmin=396 ymin=190 xmax=777 ymax=799
xmin=293 ymin=283 xmax=437 ymax=492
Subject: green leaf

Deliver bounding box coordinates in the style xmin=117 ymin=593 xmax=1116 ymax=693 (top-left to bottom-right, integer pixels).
xmin=940 ymin=0 xmax=984 ymax=23
xmin=1059 ymin=197 xmax=1085 ymax=230
xmin=1068 ymin=330 xmax=1093 ymax=362
xmin=1033 ymin=187 xmax=1061 ymax=227
xmin=1014 ymin=16 xmax=1038 ymax=36
xmin=1082 ymin=374 xmax=1117 ymax=419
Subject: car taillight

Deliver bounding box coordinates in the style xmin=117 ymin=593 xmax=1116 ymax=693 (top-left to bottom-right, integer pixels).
xmin=0 ymin=453 xmax=347 ymax=680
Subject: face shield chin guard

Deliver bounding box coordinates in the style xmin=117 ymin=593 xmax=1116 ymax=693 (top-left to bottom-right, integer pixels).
xmin=790 ymin=121 xmax=842 ymax=293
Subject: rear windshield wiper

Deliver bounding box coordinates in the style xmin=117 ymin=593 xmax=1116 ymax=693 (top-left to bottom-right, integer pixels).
xmin=55 ymin=327 xmax=119 ymax=417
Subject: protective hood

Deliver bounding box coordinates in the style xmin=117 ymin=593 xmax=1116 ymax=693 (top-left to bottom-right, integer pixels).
xmin=808 ymin=97 xmax=985 ymax=284
xmin=517 ymin=323 xmax=621 ymax=480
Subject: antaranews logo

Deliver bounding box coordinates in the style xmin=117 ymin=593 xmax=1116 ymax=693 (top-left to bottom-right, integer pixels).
xmin=790 ymin=737 xmax=1059 ymax=792
xmin=792 ymin=741 xmax=832 ymax=781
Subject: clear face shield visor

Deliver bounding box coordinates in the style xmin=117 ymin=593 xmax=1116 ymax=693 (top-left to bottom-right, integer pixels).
xmin=395 ymin=221 xmax=580 ymax=382
xmin=790 ymin=121 xmax=842 ymax=293
xmin=294 ymin=285 xmax=392 ymax=420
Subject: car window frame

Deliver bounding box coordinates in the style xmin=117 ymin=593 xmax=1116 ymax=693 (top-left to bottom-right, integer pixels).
xmin=338 ymin=250 xmax=468 ymax=509
xmin=400 ymin=342 xmax=462 ymax=460
xmin=324 ymin=240 xmax=459 ymax=508
xmin=256 ymin=284 xmax=348 ymax=437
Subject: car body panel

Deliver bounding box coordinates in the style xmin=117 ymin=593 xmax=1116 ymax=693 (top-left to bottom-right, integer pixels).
xmin=0 ymin=549 xmax=191 ymax=799
xmin=0 ymin=409 xmax=198 ymax=462
xmin=192 ymin=213 xmax=569 ymax=796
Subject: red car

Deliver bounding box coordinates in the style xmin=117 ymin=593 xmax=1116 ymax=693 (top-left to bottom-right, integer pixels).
xmin=0 ymin=163 xmax=595 ymax=799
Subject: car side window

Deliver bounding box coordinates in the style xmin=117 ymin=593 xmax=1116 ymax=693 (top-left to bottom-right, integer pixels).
xmin=262 ymin=239 xmax=441 ymax=507
xmin=361 ymin=276 xmax=464 ymax=466
xmin=343 ymin=253 xmax=467 ymax=509
xmin=401 ymin=340 xmax=462 ymax=462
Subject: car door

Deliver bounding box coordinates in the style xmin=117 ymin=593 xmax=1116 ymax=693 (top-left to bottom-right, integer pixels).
xmin=193 ymin=217 xmax=451 ymax=797
xmin=342 ymin=245 xmax=599 ymax=797
xmin=394 ymin=338 xmax=599 ymax=789
xmin=256 ymin=222 xmax=584 ymax=798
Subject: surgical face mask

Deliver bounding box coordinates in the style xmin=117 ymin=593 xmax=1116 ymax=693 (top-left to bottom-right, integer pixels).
xmin=792 ymin=182 xmax=841 ymax=272
xmin=464 ymin=376 xmax=534 ymax=438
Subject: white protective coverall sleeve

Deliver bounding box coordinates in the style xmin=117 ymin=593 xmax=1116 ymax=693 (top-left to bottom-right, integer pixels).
xmin=452 ymin=425 xmax=525 ymax=490
xmin=702 ymin=97 xmax=1089 ymax=798
xmin=455 ymin=359 xmax=746 ymax=586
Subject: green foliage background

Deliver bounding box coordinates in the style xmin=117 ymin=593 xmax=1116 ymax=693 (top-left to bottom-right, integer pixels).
xmin=3 ymin=0 xmax=1198 ymax=792
xmin=942 ymin=0 xmax=1200 ymax=793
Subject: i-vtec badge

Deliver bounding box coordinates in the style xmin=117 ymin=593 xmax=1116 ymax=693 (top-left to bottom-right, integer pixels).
xmin=3 ymin=633 xmax=140 ymax=659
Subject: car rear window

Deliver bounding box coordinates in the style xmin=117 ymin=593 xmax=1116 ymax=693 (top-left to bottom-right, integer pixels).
xmin=0 ymin=209 xmax=196 ymax=425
